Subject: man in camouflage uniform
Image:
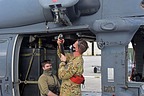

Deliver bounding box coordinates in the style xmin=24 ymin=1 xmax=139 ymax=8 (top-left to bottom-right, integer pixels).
xmin=57 ymin=38 xmax=88 ymax=96
xmin=38 ymin=60 xmax=60 ymax=96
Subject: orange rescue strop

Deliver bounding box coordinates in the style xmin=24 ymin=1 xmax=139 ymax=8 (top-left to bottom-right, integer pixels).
xmin=70 ymin=75 xmax=85 ymax=84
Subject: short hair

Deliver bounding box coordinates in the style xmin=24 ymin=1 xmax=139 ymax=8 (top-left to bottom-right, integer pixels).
xmin=41 ymin=59 xmax=51 ymax=67
xmin=78 ymin=39 xmax=88 ymax=54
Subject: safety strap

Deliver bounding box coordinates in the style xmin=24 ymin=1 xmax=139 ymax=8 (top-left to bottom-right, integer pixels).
xmin=51 ymin=75 xmax=59 ymax=86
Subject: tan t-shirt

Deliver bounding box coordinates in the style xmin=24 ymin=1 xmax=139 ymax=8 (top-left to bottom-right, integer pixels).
xmin=38 ymin=71 xmax=60 ymax=96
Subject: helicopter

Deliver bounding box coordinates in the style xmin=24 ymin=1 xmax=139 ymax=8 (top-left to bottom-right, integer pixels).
xmin=1 ymin=0 xmax=144 ymax=96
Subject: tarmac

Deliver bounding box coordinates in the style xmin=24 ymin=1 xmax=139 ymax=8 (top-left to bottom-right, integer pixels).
xmin=81 ymin=56 xmax=102 ymax=96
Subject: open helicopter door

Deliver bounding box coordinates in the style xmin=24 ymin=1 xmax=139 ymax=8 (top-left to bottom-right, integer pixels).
xmin=0 ymin=34 xmax=18 ymax=96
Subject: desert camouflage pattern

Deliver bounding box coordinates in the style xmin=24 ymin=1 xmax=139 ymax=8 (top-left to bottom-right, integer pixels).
xmin=57 ymin=48 xmax=84 ymax=96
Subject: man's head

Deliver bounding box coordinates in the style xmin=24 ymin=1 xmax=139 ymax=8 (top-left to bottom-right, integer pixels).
xmin=41 ymin=60 xmax=52 ymax=71
xmin=73 ymin=39 xmax=88 ymax=54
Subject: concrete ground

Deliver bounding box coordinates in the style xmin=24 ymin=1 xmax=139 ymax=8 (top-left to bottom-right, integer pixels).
xmin=81 ymin=56 xmax=102 ymax=96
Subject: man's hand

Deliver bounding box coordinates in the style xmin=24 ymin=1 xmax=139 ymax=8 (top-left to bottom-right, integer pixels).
xmin=48 ymin=91 xmax=58 ymax=96
xmin=60 ymin=54 xmax=66 ymax=62
xmin=57 ymin=38 xmax=64 ymax=46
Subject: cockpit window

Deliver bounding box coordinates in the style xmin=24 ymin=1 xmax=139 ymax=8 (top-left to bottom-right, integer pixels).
xmin=0 ymin=39 xmax=8 ymax=78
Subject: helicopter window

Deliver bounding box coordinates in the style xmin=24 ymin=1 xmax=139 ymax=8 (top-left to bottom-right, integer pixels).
xmin=0 ymin=39 xmax=8 ymax=78
xmin=76 ymin=0 xmax=100 ymax=16
xmin=141 ymin=0 xmax=144 ymax=8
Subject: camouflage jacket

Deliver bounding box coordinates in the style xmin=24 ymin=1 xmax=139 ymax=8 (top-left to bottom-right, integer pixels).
xmin=57 ymin=48 xmax=84 ymax=96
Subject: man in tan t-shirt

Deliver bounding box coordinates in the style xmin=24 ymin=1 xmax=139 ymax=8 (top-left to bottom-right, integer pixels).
xmin=38 ymin=60 xmax=60 ymax=96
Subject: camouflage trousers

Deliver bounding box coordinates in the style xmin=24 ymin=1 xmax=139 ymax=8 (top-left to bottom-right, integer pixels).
xmin=59 ymin=80 xmax=81 ymax=96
